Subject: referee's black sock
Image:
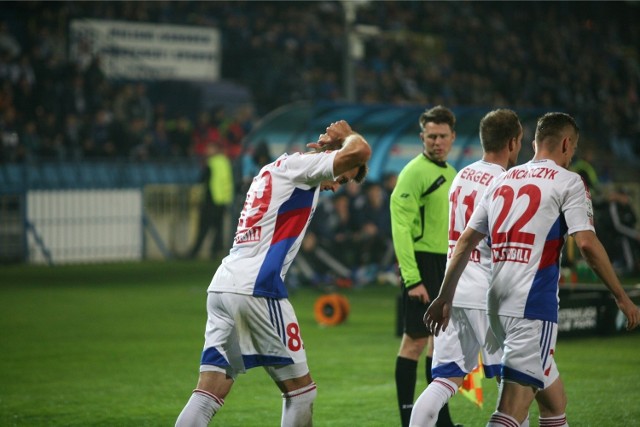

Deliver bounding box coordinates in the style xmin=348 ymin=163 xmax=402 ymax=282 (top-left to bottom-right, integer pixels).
xmin=427 ymin=356 xmax=457 ymax=427
xmin=395 ymin=356 xmax=417 ymax=427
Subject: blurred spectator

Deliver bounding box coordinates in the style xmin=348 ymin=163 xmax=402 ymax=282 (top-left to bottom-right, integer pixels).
xmin=320 ymin=191 xmax=361 ymax=272
xmin=20 ymin=120 xmax=41 ymax=161
xmin=149 ymin=117 xmax=171 ymax=158
xmin=85 ymin=108 xmax=115 ymax=157
xmin=359 ymin=182 xmax=392 ymax=260
xmin=112 ymin=84 xmax=135 ymax=124
xmin=221 ymin=104 xmax=254 ymax=160
xmin=129 ymin=132 xmax=154 ymax=162
xmin=187 ymin=143 xmax=234 ymax=259
xmin=166 ymin=115 xmax=192 ymax=157
xmin=0 ymin=106 xmax=20 ymax=162
xmin=597 ymin=188 xmax=640 ymax=276
xmin=63 ymin=74 xmax=89 ymax=118
xmin=0 ymin=21 xmax=21 ymax=59
xmin=127 ymin=82 xmax=153 ymax=127
xmin=62 ymin=113 xmax=85 ymax=160
xmin=191 ymin=110 xmax=223 ymax=160
xmin=239 ymin=139 xmax=271 ymax=195
xmin=571 ymin=147 xmax=603 ymax=202
xmin=288 ymin=230 xmax=353 ymax=289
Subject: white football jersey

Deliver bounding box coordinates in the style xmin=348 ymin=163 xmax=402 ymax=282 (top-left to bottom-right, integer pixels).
xmin=448 ymin=160 xmax=506 ymax=309
xmin=209 ymin=150 xmax=337 ymax=299
xmin=468 ymin=159 xmax=594 ymax=322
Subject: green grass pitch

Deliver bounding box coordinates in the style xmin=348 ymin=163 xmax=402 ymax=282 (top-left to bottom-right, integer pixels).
xmin=1 ymin=260 xmax=639 ymax=426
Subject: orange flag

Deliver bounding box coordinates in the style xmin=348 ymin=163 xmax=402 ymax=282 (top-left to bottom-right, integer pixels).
xmin=458 ymin=354 xmax=484 ymax=408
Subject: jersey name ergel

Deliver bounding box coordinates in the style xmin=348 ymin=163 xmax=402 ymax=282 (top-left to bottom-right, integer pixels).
xmin=448 ymin=160 xmax=505 ymax=309
xmin=468 ymin=159 xmax=594 ymax=322
xmin=209 ymin=151 xmax=337 ymax=299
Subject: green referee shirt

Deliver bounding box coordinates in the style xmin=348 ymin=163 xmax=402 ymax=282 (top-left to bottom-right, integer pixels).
xmin=390 ymin=153 xmax=457 ymax=288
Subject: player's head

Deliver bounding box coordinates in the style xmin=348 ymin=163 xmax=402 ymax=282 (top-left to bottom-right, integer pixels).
xmin=419 ymin=105 xmax=456 ymax=163
xmin=535 ymin=112 xmax=580 ymax=168
xmin=479 ymin=108 xmax=523 ymax=168
xmin=320 ymin=164 xmax=368 ymax=192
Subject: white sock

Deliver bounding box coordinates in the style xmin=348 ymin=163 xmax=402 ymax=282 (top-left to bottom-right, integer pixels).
xmin=175 ymin=389 xmax=224 ymax=427
xmin=281 ymin=382 xmax=317 ymax=427
xmin=409 ymin=378 xmax=457 ymax=427
xmin=539 ymin=414 xmax=568 ymax=427
xmin=487 ymin=411 xmax=520 ymax=427
xmin=520 ymin=414 xmax=530 ymax=427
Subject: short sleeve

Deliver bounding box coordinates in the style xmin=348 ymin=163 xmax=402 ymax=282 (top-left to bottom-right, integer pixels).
xmin=563 ymin=173 xmax=595 ymax=235
xmin=280 ymin=151 xmax=337 ymax=187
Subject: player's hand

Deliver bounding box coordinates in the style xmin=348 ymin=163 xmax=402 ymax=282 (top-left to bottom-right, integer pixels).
xmin=617 ymin=296 xmax=640 ymax=331
xmin=307 ymin=121 xmax=352 ymax=151
xmin=408 ymin=284 xmax=429 ymax=305
xmin=424 ymin=296 xmax=451 ymax=336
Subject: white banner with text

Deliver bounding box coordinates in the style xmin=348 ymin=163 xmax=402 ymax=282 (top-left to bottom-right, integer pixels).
xmin=70 ymin=19 xmax=220 ymax=81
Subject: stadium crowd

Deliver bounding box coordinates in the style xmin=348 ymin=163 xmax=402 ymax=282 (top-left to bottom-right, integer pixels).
xmin=0 ymin=1 xmax=639 ymax=165
xmin=0 ymin=1 xmax=638 ymax=278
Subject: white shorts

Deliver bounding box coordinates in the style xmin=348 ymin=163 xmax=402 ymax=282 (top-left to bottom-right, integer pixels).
xmin=489 ymin=314 xmax=559 ymax=390
xmin=200 ymin=292 xmax=309 ymax=381
xmin=432 ymin=307 xmax=503 ymax=379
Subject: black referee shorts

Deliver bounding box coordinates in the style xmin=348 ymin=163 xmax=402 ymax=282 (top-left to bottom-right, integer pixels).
xmin=399 ymin=251 xmax=447 ymax=338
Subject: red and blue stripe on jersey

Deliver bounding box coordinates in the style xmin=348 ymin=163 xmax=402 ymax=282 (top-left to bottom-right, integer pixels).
xmin=253 ymin=186 xmax=316 ymax=299
xmin=524 ymin=214 xmax=568 ymax=322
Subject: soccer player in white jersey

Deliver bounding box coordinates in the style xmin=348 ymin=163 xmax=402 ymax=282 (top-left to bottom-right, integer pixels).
xmin=410 ymin=109 xmax=522 ymax=427
xmin=425 ymin=112 xmax=640 ymax=427
xmin=175 ymin=120 xmax=371 ymax=427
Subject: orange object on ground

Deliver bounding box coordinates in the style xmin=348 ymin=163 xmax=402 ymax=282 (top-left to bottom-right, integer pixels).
xmin=314 ymin=293 xmax=350 ymax=326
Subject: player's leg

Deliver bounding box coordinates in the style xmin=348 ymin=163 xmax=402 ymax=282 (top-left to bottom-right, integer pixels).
xmin=410 ymin=307 xmax=473 ymax=427
xmin=487 ymin=380 xmax=537 ymax=426
xmin=175 ymin=371 xmax=233 ymax=427
xmin=421 ymin=253 xmax=459 ymax=427
xmin=260 ymin=298 xmax=316 ymax=427
xmin=396 ymin=295 xmax=429 ymax=427
xmin=269 ymin=370 xmax=317 ymax=427
xmin=486 ymin=316 xmax=548 ymax=426
xmin=411 ymin=376 xmax=461 ymax=427
xmin=535 ymin=364 xmax=568 ymax=426
xmin=534 ymin=321 xmax=567 ymax=427
xmin=176 ymin=292 xmax=240 ymax=426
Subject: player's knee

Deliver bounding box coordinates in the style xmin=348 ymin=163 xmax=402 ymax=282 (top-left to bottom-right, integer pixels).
xmin=283 ymin=382 xmax=318 ymax=405
xmin=281 ymin=383 xmax=317 ymax=427
xmin=536 ymin=378 xmax=567 ymax=417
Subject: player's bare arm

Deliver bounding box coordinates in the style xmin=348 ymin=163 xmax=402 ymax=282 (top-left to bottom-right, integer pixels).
xmin=573 ymin=229 xmax=640 ymax=331
xmin=425 ymin=227 xmax=485 ymax=335
xmin=332 ymin=135 xmax=371 ymax=177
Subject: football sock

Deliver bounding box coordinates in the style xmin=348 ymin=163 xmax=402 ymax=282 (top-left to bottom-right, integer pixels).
xmin=409 ymin=378 xmax=458 ymax=427
xmin=520 ymin=414 xmax=530 ymax=427
xmin=487 ymin=411 xmax=520 ymax=427
xmin=426 ymin=357 xmax=455 ymax=427
xmin=539 ymin=414 xmax=568 ymax=427
xmin=281 ymin=382 xmax=317 ymax=427
xmin=396 ymin=356 xmax=418 ymax=427
xmin=175 ymin=389 xmax=223 ymax=427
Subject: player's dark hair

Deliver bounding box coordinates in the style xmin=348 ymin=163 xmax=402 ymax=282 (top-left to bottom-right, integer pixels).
xmin=354 ymin=164 xmax=368 ymax=184
xmin=479 ymin=109 xmax=522 ymax=153
xmin=535 ymin=112 xmax=579 ymax=145
xmin=419 ymin=105 xmax=456 ymax=131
